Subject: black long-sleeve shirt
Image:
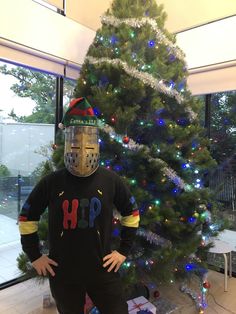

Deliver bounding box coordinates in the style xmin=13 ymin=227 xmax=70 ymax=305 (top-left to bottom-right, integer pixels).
xmin=19 ymin=167 xmax=139 ymax=281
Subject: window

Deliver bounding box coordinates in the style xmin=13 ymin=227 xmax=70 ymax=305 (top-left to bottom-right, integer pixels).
xmin=33 ymin=0 xmax=65 ymax=14
xmin=210 ymin=91 xmax=236 ymax=163
xmin=0 ymin=60 xmax=56 ymax=284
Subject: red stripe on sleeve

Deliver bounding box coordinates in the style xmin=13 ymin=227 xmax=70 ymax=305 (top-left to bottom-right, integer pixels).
xmin=132 ymin=210 xmax=139 ymax=216
xmin=19 ymin=216 xmax=28 ymax=222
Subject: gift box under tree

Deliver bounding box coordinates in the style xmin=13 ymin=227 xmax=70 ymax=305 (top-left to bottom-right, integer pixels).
xmin=127 ymin=296 xmax=156 ymax=314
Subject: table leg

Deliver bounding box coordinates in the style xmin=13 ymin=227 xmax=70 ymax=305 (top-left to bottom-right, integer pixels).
xmin=223 ymin=253 xmax=228 ymax=292
xmin=229 ymin=251 xmax=232 ymax=278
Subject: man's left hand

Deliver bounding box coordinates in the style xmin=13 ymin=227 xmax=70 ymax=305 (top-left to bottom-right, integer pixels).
xmin=103 ymin=250 xmax=126 ymax=272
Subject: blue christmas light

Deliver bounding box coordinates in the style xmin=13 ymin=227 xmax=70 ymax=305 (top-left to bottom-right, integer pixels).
xmin=168 ymin=80 xmax=175 ymax=88
xmin=177 ymin=80 xmax=186 ymax=91
xmin=112 ymin=228 xmax=120 ymax=236
xmin=90 ymin=307 xmax=100 ymax=314
xmin=113 ymin=164 xmax=122 ymax=172
xmin=93 ymin=107 xmax=101 ymax=116
xmin=188 ymin=217 xmax=196 ymax=223
xmin=156 ymin=119 xmax=165 ymax=126
xmin=182 ymin=163 xmax=190 ymax=169
xmin=185 ymin=263 xmax=196 ymax=271
xmin=202 ymin=302 xmax=208 ymax=309
xmin=172 ymin=188 xmax=180 ymax=196
xmin=168 ymin=54 xmax=176 ymax=62
xmin=224 ymin=118 xmax=230 ymax=125
xmin=148 ymin=40 xmax=155 ymax=47
xmin=191 ymin=140 xmax=198 ymax=149
xmin=177 ymin=118 xmax=189 ymax=126
xmin=105 ymin=160 xmax=111 ymax=166
xmin=110 ymin=35 xmax=118 ymax=45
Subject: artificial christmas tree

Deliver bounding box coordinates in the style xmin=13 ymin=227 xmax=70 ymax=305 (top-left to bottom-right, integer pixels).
xmin=18 ymin=1 xmax=224 ymax=312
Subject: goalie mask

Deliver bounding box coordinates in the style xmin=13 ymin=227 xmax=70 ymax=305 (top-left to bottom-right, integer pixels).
xmin=60 ymin=97 xmax=99 ymax=177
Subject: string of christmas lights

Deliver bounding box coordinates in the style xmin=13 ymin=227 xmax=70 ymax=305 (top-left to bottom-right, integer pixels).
xmin=86 ymin=56 xmax=197 ymax=121
xmin=102 ymin=123 xmax=188 ymax=190
xmin=101 ymin=14 xmax=185 ymax=61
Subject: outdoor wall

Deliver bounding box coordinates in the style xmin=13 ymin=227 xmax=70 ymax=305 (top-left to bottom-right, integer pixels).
xmin=0 ymin=122 xmax=54 ymax=176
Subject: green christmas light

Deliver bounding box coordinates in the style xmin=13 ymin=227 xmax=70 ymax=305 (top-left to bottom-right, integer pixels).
xmin=130 ymin=31 xmax=136 ymax=38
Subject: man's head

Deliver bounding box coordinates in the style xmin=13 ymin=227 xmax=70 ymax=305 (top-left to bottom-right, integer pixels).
xmin=60 ymin=97 xmax=99 ymax=177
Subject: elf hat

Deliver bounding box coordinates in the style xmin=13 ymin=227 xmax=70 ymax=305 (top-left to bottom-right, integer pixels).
xmin=59 ymin=97 xmax=98 ymax=129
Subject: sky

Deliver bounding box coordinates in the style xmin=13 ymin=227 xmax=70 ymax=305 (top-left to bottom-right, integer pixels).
xmin=0 ymin=63 xmax=36 ymax=119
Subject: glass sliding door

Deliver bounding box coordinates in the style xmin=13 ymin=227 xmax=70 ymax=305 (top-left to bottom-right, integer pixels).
xmin=0 ymin=60 xmax=56 ymax=284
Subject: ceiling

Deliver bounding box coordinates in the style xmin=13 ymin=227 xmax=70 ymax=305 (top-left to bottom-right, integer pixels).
xmin=75 ymin=0 xmax=236 ymax=33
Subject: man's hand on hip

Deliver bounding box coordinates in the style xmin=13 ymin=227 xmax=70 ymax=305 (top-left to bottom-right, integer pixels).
xmin=32 ymin=255 xmax=58 ymax=277
xmin=103 ymin=250 xmax=126 ymax=272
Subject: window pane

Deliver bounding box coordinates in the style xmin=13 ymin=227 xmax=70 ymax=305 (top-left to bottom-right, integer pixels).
xmin=0 ymin=61 xmax=56 ymax=284
xmin=63 ymin=77 xmax=76 ymax=107
xmin=209 ymin=91 xmax=236 ymax=229
xmin=193 ymin=95 xmax=205 ymax=127
xmin=210 ymin=91 xmax=236 ymax=163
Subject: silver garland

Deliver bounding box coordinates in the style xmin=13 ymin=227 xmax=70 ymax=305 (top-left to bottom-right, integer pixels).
xmin=102 ymin=123 xmax=187 ymax=190
xmin=137 ymin=227 xmax=172 ymax=248
xmin=86 ymin=56 xmax=197 ymax=121
xmin=101 ymin=14 xmax=185 ymax=61
xmin=180 ymin=282 xmax=207 ymax=311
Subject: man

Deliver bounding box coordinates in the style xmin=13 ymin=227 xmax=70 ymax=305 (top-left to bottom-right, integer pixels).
xmin=19 ymin=97 xmax=140 ymax=314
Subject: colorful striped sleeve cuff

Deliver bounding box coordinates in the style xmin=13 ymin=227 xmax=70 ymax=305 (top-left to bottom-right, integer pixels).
xmin=19 ymin=220 xmax=39 ymax=235
xmin=120 ymin=210 xmax=140 ymax=228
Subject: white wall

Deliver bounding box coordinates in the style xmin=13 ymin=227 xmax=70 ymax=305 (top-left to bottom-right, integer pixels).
xmin=1 ymin=0 xmax=236 ymax=94
xmin=0 ymin=123 xmax=54 ymax=176
xmin=176 ymin=16 xmax=236 ymax=70
xmin=0 ymin=0 xmax=95 ymax=71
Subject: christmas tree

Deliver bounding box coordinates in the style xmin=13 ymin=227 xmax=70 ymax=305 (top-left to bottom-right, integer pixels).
xmin=18 ymin=0 xmax=224 ymax=312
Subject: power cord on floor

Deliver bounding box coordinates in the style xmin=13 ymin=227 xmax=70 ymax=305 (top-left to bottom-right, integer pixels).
xmin=208 ymin=292 xmax=236 ymax=314
xmin=206 ymin=295 xmax=220 ymax=314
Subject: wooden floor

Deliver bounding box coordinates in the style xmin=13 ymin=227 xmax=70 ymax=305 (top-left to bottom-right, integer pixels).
xmin=0 ymin=270 xmax=236 ymax=314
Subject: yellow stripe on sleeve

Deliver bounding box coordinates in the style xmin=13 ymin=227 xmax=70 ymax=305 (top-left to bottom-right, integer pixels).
xmin=19 ymin=221 xmax=39 ymax=235
xmin=121 ymin=214 xmax=140 ymax=228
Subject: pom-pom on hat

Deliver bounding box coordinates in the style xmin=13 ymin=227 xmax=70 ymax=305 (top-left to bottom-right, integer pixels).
xmin=59 ymin=97 xmax=98 ymax=129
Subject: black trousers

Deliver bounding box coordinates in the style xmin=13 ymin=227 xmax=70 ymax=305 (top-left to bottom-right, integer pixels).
xmin=49 ymin=270 xmax=128 ymax=314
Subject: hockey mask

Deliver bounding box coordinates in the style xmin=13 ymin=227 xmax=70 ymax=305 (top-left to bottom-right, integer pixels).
xmin=60 ymin=97 xmax=100 ymax=177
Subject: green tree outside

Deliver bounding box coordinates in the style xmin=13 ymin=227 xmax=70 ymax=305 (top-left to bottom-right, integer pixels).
xmin=0 ymin=64 xmax=76 ymax=124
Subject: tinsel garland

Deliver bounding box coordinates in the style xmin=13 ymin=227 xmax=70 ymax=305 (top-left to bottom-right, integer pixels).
xmin=102 ymin=123 xmax=187 ymax=190
xmin=180 ymin=282 xmax=207 ymax=312
xmin=86 ymin=56 xmax=197 ymax=121
xmin=101 ymin=14 xmax=185 ymax=61
xmin=137 ymin=227 xmax=172 ymax=248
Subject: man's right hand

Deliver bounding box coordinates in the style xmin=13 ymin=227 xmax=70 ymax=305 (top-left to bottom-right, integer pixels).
xmin=32 ymin=255 xmax=58 ymax=277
